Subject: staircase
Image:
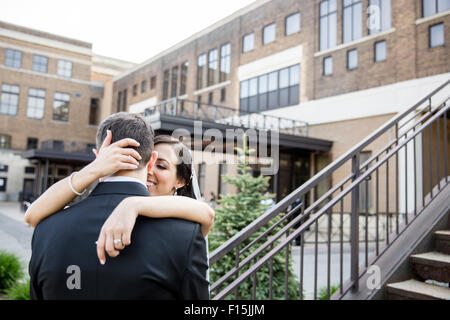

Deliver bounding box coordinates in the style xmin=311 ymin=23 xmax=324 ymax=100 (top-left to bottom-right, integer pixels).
xmin=208 ymin=79 xmax=450 ymax=300
xmin=387 ymin=228 xmax=450 ymax=300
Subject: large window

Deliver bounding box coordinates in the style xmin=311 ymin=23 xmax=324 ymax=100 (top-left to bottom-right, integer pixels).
xmin=150 ymin=76 xmax=157 ymax=90
xmin=368 ymin=0 xmax=391 ymax=34
xmin=1 ymin=84 xmax=19 ymax=116
xmin=32 ymin=55 xmax=48 ymax=73
xmin=171 ymin=65 xmax=178 ymax=98
xmin=53 ymin=92 xmax=70 ymax=122
xmin=319 ymin=0 xmax=337 ymax=51
xmin=423 ymin=0 xmax=450 ymax=17
xmin=162 ymin=69 xmax=170 ymax=100
xmin=220 ymin=43 xmax=231 ymax=82
xmin=197 ymin=53 xmax=206 ymax=89
xmin=430 ymin=23 xmax=445 ymax=47
xmin=5 ymin=49 xmax=22 ymax=69
xmin=263 ymin=23 xmax=276 ymax=45
xmin=27 ymin=137 xmax=38 ymax=150
xmin=286 ymin=12 xmax=301 ymax=35
xmin=343 ymin=0 xmax=362 ymax=43
xmin=141 ymin=80 xmax=147 ymax=93
xmin=27 ymin=88 xmax=45 ymax=119
xmin=208 ymin=49 xmax=218 ymax=87
xmin=240 ymin=64 xmax=300 ymax=113
xmin=0 ymin=134 xmax=11 ymax=149
xmin=242 ymin=33 xmax=255 ymax=53
xmin=180 ymin=61 xmax=188 ymax=96
xmin=57 ymin=60 xmax=72 ymax=78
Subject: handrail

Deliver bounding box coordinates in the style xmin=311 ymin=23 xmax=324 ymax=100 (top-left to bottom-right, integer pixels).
xmin=209 ymin=79 xmax=450 ymax=265
xmin=213 ymin=98 xmax=450 ymax=300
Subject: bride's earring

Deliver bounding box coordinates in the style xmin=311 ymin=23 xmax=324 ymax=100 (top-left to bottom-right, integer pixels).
xmin=174 ymin=188 xmax=178 ymax=196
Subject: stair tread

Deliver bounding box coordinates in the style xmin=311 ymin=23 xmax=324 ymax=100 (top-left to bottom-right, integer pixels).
xmin=410 ymin=251 xmax=450 ymax=264
xmin=387 ymin=279 xmax=450 ymax=300
xmin=435 ymin=230 xmax=450 ymax=237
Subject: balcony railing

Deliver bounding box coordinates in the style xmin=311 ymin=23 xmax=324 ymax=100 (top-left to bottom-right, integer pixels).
xmin=143 ymin=98 xmax=309 ymax=136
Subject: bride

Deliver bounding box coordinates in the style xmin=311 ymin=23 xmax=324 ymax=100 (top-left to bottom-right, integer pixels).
xmin=24 ymin=132 xmax=214 ymax=265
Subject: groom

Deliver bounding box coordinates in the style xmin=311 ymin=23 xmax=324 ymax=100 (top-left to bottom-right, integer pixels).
xmin=29 ymin=112 xmax=209 ymax=299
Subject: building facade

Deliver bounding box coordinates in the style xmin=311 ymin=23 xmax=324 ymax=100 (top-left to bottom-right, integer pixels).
xmin=0 ymin=0 xmax=449 ymax=206
xmin=0 ymin=21 xmax=135 ymax=201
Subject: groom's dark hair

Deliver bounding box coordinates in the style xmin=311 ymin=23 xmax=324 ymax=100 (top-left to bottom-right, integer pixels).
xmin=96 ymin=112 xmax=154 ymax=169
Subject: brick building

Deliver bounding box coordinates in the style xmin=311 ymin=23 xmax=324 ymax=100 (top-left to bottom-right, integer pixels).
xmin=0 ymin=0 xmax=449 ymax=206
xmin=0 ymin=21 xmax=135 ymax=201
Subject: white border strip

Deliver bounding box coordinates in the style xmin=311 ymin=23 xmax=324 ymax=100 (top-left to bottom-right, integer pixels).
xmin=415 ymin=10 xmax=450 ymax=25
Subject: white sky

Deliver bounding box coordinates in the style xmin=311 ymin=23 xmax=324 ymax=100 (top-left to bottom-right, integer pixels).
xmin=0 ymin=0 xmax=256 ymax=64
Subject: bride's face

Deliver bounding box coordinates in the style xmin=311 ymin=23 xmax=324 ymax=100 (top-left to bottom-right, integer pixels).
xmin=146 ymin=143 xmax=185 ymax=196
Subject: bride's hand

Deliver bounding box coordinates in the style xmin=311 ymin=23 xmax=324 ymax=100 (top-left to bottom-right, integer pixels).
xmin=87 ymin=130 xmax=142 ymax=180
xmin=96 ymin=197 xmax=138 ymax=264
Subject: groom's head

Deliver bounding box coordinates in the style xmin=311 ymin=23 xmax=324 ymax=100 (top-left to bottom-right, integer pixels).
xmin=96 ymin=112 xmax=155 ymax=169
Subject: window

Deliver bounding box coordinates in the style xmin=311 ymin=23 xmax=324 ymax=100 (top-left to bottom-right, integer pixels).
xmin=286 ymin=12 xmax=301 ymax=35
xmin=220 ymin=88 xmax=226 ymax=102
xmin=163 ymin=69 xmax=170 ymax=100
xmin=0 ymin=134 xmax=11 ymax=149
xmin=374 ymin=40 xmax=387 ymax=62
xmin=263 ymin=23 xmax=276 ymax=45
xmin=368 ymin=0 xmax=391 ymax=34
xmin=150 ymin=76 xmax=157 ymax=90
xmin=25 ymin=166 xmax=35 ymax=174
xmin=208 ymin=92 xmax=213 ymax=105
xmin=430 ymin=23 xmax=445 ymax=47
xmin=242 ymin=33 xmax=255 ymax=53
xmin=171 ymin=65 xmax=178 ymax=98
xmin=197 ymin=53 xmax=206 ymax=89
xmin=89 ymin=98 xmax=99 ymax=125
xmin=27 ymin=88 xmax=45 ymax=119
xmin=5 ymin=49 xmax=22 ymax=69
xmin=240 ymin=64 xmax=300 ymax=113
xmin=1 ymin=84 xmax=19 ymax=116
xmin=0 ymin=165 xmax=7 ymax=172
xmin=220 ymin=43 xmax=231 ymax=82
xmin=0 ymin=178 xmax=6 ymax=192
xmin=347 ymin=49 xmax=358 ymax=69
xmin=198 ymin=163 xmax=206 ymax=193
xmin=32 ymin=55 xmax=48 ymax=73
xmin=320 ymin=0 xmax=337 ymax=51
xmin=141 ymin=80 xmax=147 ymax=93
xmin=57 ymin=60 xmax=72 ymax=78
xmin=218 ymin=163 xmax=227 ymax=195
xmin=423 ymin=0 xmax=450 ymax=17
xmin=122 ymin=89 xmax=127 ymax=111
xmin=53 ymin=92 xmax=70 ymax=122
xmin=180 ymin=61 xmax=188 ymax=96
xmin=117 ymin=91 xmax=122 ymax=112
xmin=27 ymin=137 xmax=38 ymax=150
xmin=208 ymin=49 xmax=218 ymax=87
xmin=323 ymin=56 xmax=333 ymax=75
xmin=343 ymin=0 xmax=362 ymax=44
xmin=133 ymin=84 xmax=138 ymax=96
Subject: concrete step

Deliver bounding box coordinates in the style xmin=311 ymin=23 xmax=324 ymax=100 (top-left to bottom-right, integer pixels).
xmin=410 ymin=251 xmax=450 ymax=283
xmin=435 ymin=230 xmax=450 ymax=255
xmin=387 ymin=279 xmax=450 ymax=300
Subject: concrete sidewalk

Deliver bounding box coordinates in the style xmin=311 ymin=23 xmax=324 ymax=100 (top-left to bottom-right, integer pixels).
xmin=0 ymin=201 xmax=33 ymax=276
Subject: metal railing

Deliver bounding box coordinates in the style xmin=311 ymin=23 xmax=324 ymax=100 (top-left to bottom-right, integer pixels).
xmin=208 ymin=79 xmax=450 ymax=300
xmin=143 ymin=98 xmax=309 ymax=136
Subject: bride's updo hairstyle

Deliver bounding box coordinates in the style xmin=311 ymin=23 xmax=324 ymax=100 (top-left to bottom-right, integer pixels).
xmin=154 ymin=135 xmax=195 ymax=199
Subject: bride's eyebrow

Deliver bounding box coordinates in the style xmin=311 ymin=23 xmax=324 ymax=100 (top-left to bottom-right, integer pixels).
xmin=157 ymin=158 xmax=169 ymax=165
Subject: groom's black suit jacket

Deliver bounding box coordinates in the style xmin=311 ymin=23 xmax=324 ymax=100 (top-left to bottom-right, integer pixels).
xmin=29 ymin=181 xmax=209 ymax=300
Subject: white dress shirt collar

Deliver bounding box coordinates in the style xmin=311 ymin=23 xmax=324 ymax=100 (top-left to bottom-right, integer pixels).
xmin=103 ymin=176 xmax=147 ymax=189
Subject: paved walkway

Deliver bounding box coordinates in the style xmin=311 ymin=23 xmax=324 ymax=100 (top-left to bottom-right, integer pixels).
xmin=0 ymin=202 xmax=34 ymax=276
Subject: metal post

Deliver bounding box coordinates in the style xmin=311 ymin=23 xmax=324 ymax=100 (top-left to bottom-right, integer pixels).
xmin=351 ymin=153 xmax=360 ymax=292
xmin=42 ymin=159 xmax=49 ymax=193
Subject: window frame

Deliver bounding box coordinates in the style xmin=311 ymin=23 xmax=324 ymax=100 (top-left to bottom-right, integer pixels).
xmin=323 ymin=56 xmax=333 ymax=75
xmin=32 ymin=54 xmax=48 ymax=73
xmin=286 ymin=12 xmax=301 ymax=36
xmin=57 ymin=60 xmax=72 ymax=78
xmin=0 ymin=84 xmax=20 ymax=116
xmin=429 ymin=23 xmax=445 ymax=48
xmin=5 ymin=49 xmax=22 ymax=69
xmin=347 ymin=49 xmax=358 ymax=70
xmin=52 ymin=92 xmax=70 ymax=122
xmin=319 ymin=0 xmax=338 ymax=51
xmin=242 ymin=33 xmax=255 ymax=53
xmin=374 ymin=40 xmax=387 ymax=62
xmin=263 ymin=23 xmax=276 ymax=45
xmin=27 ymin=88 xmax=46 ymax=119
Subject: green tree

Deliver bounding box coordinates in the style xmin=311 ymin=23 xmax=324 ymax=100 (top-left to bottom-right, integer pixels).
xmin=208 ymin=134 xmax=299 ymax=299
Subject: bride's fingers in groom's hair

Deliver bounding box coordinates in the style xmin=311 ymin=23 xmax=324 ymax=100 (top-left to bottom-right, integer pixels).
xmin=100 ymin=129 xmax=113 ymax=149
xmin=119 ymin=148 xmax=142 ymax=161
xmin=113 ymin=138 xmax=140 ymax=149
